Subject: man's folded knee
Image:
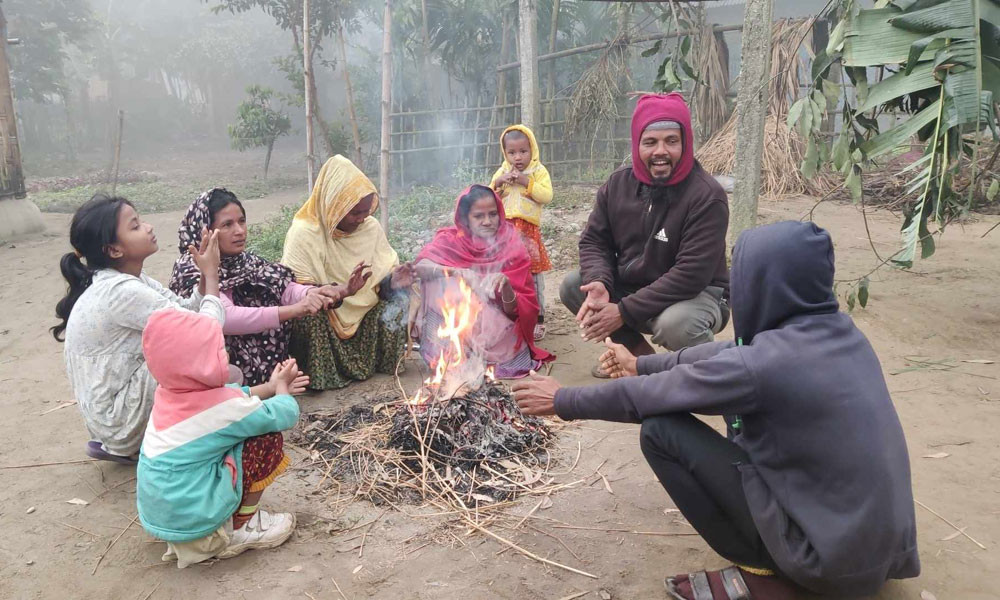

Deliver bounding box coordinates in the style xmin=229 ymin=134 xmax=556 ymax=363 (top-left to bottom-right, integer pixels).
xmin=559 ymin=270 xmax=585 ymax=310
xmin=640 ymin=414 xmax=688 ymax=457
xmin=651 ymin=312 xmax=714 ymax=350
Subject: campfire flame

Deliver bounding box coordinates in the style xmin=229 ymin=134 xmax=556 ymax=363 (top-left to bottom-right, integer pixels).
xmin=409 ymin=277 xmax=489 ymax=405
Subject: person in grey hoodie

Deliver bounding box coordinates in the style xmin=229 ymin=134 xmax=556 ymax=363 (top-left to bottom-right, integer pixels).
xmin=514 ymin=221 xmax=919 ymax=599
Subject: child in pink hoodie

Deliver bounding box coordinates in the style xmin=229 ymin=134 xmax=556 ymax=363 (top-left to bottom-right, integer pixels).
xmin=138 ymin=308 xmax=307 ymax=567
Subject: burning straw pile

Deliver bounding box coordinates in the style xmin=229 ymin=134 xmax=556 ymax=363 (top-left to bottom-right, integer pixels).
xmin=294 ymin=278 xmax=560 ymax=512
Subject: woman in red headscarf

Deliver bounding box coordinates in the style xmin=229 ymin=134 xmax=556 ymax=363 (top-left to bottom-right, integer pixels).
xmin=414 ymin=185 xmax=553 ymax=378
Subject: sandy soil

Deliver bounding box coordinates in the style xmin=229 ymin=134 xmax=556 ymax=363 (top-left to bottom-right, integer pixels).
xmin=1 ymin=190 xmax=998 ymax=600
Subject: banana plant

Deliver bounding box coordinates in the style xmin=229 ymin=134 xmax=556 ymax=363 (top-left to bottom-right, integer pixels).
xmin=792 ymin=0 xmax=1000 ymax=267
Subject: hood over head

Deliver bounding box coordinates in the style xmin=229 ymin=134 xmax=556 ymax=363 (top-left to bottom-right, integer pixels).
xmin=143 ymin=308 xmax=230 ymax=392
xmin=731 ymin=221 xmax=840 ymax=344
xmin=498 ymin=124 xmax=541 ymax=172
xmin=630 ymin=93 xmax=695 ymax=186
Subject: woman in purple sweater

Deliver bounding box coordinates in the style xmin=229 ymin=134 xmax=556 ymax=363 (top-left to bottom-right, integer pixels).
xmin=170 ymin=188 xmax=365 ymax=386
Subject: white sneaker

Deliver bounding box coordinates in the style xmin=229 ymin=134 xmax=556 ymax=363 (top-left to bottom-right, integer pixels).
xmin=217 ymin=509 xmax=296 ymax=559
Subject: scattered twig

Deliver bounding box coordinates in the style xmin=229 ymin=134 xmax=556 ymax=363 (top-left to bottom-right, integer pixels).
xmin=55 ymin=520 xmax=102 ymax=538
xmin=552 ymin=524 xmax=699 ymax=537
xmin=461 ymin=515 xmax=598 ymax=579
xmin=556 ymin=592 xmax=590 ymax=600
xmin=982 ymin=220 xmax=1000 ymax=239
xmin=40 ymin=400 xmax=77 ymax=415
xmin=357 ymin=511 xmax=384 ymax=559
xmin=526 ymin=523 xmax=585 ymax=563
xmin=331 ymin=575 xmax=351 ymax=600
xmin=0 ymin=459 xmax=98 ymax=470
xmin=96 ymin=476 xmax=137 ymax=499
xmin=92 ymin=513 xmax=139 ymax=575
xmin=914 ymin=499 xmax=987 ymax=550
xmin=138 ymin=581 xmax=162 ymax=600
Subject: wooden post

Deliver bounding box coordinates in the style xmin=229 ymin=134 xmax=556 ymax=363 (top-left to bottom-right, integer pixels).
xmin=730 ymin=0 xmax=774 ymax=247
xmin=544 ymin=0 xmax=560 ymax=141
xmin=420 ymin=0 xmax=434 ymax=107
xmin=379 ymin=0 xmax=392 ymax=229
xmin=335 ymin=11 xmax=364 ymax=168
xmin=518 ymin=0 xmax=539 ymax=130
xmin=303 ymin=0 xmax=315 ymax=191
xmin=111 ymin=109 xmax=124 ymax=195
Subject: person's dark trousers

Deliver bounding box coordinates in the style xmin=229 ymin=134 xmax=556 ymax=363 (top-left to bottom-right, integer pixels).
xmin=640 ymin=413 xmax=779 ymax=572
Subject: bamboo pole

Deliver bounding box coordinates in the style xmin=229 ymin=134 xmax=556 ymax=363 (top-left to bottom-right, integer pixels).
xmin=518 ymin=0 xmax=539 ymax=130
xmin=497 ymin=24 xmax=743 ymax=72
xmin=730 ymin=0 xmax=773 ymax=247
xmin=378 ymin=0 xmax=392 ymax=229
xmin=335 ymin=11 xmax=364 ymax=168
xmin=110 ymin=109 xmax=124 ymax=195
xmin=303 ymin=0 xmax=315 ymax=191
xmin=544 ymin=0 xmax=560 ymax=140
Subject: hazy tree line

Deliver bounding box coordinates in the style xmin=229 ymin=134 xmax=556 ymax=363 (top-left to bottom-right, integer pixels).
xmin=6 ymin=0 xmax=644 ymax=174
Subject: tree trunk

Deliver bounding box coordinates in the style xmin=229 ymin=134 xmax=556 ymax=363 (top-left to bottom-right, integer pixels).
xmin=264 ymin=138 xmax=274 ymax=180
xmin=518 ymin=0 xmax=539 ymax=129
xmin=378 ymin=0 xmax=392 ymax=229
xmin=489 ymin=10 xmax=512 ymax=167
xmin=544 ymin=0 xmax=560 ymax=133
xmin=336 ymin=17 xmax=364 ymax=167
xmin=303 ymin=0 xmax=315 ymax=190
xmin=297 ymin=14 xmax=337 ymax=164
xmin=420 ymin=0 xmax=434 ymax=107
xmin=730 ymin=0 xmax=774 ymax=248
xmin=60 ymin=90 xmax=77 ymax=162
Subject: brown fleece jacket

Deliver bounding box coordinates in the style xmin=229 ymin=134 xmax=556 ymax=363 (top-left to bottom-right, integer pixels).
xmin=578 ymin=162 xmax=729 ymax=328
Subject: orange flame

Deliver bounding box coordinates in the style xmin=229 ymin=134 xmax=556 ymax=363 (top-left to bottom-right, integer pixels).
xmin=409 ymin=276 xmax=483 ymax=406
xmin=436 ymin=279 xmax=480 ymax=367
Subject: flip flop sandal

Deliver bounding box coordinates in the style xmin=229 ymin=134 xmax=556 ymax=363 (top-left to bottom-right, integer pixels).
xmin=664 ymin=569 xmax=753 ymax=600
xmin=86 ymin=440 xmax=138 ymax=466
xmin=719 ymin=567 xmax=753 ymax=600
xmin=533 ymin=323 xmax=546 ymax=341
xmin=590 ymin=363 xmax=611 ymax=379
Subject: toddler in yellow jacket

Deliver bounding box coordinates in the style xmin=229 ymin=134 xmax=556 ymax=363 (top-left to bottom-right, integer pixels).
xmin=490 ymin=124 xmax=553 ymax=340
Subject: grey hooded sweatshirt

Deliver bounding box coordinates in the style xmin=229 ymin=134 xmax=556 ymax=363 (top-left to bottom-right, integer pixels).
xmin=554 ymin=221 xmax=920 ymax=596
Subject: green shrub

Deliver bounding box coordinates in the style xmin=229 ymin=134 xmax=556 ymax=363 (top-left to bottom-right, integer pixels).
xmin=246 ymin=205 xmax=297 ymax=262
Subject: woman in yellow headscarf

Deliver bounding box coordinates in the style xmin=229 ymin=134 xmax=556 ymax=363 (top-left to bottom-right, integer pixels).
xmin=282 ymin=155 xmax=416 ymax=389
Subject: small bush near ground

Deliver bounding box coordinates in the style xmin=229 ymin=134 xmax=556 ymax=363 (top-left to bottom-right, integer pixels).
xmin=246 ymin=205 xmax=297 ymax=262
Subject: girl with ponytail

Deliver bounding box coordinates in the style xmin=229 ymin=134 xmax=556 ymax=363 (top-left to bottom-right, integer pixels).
xmin=54 ymin=194 xmax=225 ymax=464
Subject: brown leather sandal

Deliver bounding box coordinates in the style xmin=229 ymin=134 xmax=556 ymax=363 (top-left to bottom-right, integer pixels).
xmin=665 ymin=567 xmax=752 ymax=600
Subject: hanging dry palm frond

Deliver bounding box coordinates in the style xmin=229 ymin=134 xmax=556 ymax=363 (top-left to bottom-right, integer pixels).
xmin=768 ymin=18 xmax=816 ymax=117
xmin=696 ymin=18 xmax=836 ymax=197
xmin=565 ymin=37 xmax=630 ymax=141
xmin=690 ymin=22 xmax=731 ymax=143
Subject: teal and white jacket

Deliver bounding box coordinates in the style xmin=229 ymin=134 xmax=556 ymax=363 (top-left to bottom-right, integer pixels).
xmin=136 ymin=308 xmax=299 ymax=542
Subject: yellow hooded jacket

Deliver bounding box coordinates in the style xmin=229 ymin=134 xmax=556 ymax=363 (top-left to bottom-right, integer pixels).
xmin=489 ymin=124 xmax=553 ymax=226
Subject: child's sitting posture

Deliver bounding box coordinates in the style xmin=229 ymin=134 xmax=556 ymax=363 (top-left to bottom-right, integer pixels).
xmin=490 ymin=125 xmax=554 ymax=340
xmin=137 ymin=308 xmax=306 ymax=567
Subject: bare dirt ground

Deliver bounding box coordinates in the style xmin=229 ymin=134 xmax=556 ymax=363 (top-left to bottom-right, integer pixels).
xmin=2 ymin=189 xmax=999 ymax=600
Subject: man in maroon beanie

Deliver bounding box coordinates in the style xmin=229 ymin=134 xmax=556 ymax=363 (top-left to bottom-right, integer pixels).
xmin=559 ymin=93 xmax=730 ymax=377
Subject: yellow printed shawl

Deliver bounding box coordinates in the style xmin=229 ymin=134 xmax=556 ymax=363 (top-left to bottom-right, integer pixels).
xmin=281 ymin=155 xmax=398 ymax=339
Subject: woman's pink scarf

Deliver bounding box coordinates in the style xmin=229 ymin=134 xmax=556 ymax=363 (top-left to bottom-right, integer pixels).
xmin=415 ymin=186 xmax=554 ymax=363
xmin=630 ymin=92 xmax=695 ymax=186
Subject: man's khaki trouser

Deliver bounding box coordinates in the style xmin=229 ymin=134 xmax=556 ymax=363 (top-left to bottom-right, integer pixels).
xmin=559 ymin=269 xmax=727 ymax=351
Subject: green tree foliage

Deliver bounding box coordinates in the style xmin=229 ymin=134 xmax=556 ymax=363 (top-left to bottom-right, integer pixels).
xmin=795 ymin=0 xmax=1000 ymax=267
xmin=4 ymin=0 xmax=94 ymax=103
xmin=228 ymin=85 xmax=292 ymax=178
